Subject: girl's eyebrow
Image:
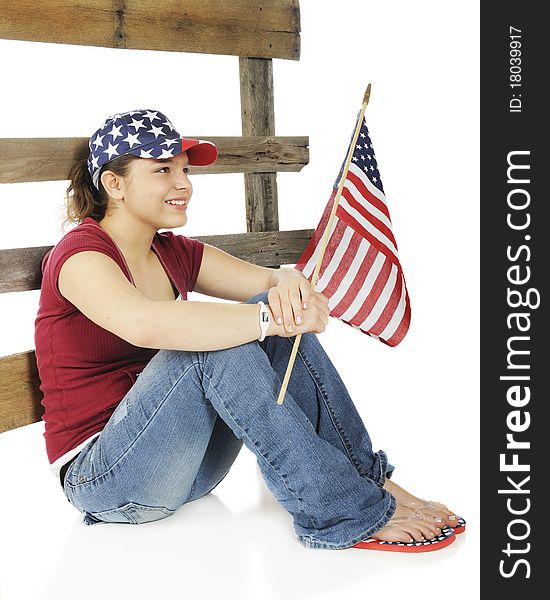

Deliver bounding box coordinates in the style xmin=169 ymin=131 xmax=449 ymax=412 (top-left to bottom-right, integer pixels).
xmin=155 ymin=158 xmax=190 ymax=166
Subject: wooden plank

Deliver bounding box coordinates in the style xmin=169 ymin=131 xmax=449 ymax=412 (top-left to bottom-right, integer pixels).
xmin=0 ymin=246 xmax=51 ymax=293
xmin=0 ymin=0 xmax=300 ymax=60
xmin=0 ymin=136 xmax=308 ymax=183
xmin=200 ymin=228 xmax=313 ymax=269
xmin=0 ymin=352 xmax=44 ymax=434
xmin=239 ymin=58 xmax=279 ymax=232
xmin=0 ymin=229 xmax=315 ymax=293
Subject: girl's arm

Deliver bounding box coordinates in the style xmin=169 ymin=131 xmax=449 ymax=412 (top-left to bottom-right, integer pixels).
xmin=58 ymin=250 xmax=284 ymax=352
xmin=193 ymin=243 xmax=278 ymax=302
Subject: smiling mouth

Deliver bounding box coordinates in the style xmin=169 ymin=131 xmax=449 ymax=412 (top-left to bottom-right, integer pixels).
xmin=165 ymin=200 xmax=187 ymax=206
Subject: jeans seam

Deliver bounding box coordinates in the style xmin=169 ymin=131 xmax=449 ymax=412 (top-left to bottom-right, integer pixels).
xmin=283 ymin=337 xmax=370 ymax=479
xmin=375 ymin=450 xmax=389 ymax=487
xmin=66 ymin=360 xmax=204 ymax=489
xmin=201 ymin=369 xmax=307 ymax=520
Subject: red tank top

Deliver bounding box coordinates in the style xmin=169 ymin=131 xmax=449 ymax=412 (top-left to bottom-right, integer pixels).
xmin=34 ymin=216 xmax=204 ymax=464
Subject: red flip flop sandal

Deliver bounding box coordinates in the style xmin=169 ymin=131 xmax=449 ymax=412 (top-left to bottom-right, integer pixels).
xmin=352 ymin=526 xmax=456 ymax=553
xmin=452 ymin=517 xmax=466 ymax=535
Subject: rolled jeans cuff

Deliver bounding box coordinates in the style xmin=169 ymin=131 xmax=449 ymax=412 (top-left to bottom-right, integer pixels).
xmin=371 ymin=450 xmax=395 ymax=488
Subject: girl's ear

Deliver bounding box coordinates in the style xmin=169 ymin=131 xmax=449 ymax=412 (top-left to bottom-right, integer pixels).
xmin=100 ymin=170 xmax=125 ymax=201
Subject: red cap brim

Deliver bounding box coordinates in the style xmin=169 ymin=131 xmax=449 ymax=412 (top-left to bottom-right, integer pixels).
xmin=181 ymin=138 xmax=218 ymax=166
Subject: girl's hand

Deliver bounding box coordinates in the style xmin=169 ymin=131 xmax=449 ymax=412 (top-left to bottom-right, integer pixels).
xmin=267 ymin=268 xmax=330 ymax=336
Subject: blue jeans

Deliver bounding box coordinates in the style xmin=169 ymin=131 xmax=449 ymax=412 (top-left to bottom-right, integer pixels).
xmin=63 ymin=291 xmax=396 ymax=550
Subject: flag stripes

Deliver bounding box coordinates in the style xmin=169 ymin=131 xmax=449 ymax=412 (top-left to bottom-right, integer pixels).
xmin=295 ymin=115 xmax=411 ymax=346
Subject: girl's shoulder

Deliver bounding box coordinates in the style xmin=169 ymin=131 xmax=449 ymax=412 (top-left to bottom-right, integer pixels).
xmin=40 ymin=218 xmax=122 ymax=306
xmin=43 ymin=217 xmax=117 ymax=272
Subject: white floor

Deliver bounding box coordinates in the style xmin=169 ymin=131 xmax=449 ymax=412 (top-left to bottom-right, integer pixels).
xmin=0 ymin=305 xmax=480 ymax=600
xmin=1 ymin=418 xmax=477 ymax=600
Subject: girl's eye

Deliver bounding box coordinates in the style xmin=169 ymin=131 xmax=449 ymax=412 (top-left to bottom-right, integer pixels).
xmin=157 ymin=167 xmax=190 ymax=174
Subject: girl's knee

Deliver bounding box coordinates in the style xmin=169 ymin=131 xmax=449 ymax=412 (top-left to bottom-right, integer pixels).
xmin=244 ymin=290 xmax=269 ymax=305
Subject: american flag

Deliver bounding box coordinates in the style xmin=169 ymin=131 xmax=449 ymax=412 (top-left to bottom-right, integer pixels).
xmin=295 ymin=114 xmax=411 ymax=347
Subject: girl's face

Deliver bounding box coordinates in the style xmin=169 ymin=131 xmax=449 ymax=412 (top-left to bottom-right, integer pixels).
xmin=119 ymin=151 xmax=194 ymax=228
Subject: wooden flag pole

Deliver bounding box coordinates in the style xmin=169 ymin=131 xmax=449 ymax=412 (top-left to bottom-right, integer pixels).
xmin=276 ymin=84 xmax=372 ymax=405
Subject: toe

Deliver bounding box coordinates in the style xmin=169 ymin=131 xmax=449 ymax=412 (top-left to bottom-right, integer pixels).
xmin=403 ymin=525 xmax=427 ymax=543
xmin=419 ymin=501 xmax=459 ymax=527
xmin=418 ymin=522 xmax=439 ymax=540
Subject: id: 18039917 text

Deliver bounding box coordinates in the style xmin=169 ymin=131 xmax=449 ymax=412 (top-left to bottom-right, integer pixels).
xmin=509 ymin=26 xmax=522 ymax=113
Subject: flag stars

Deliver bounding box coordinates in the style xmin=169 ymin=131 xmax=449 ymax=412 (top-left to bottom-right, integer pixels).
xmin=347 ymin=119 xmax=384 ymax=193
xmin=90 ymin=155 xmax=99 ymax=170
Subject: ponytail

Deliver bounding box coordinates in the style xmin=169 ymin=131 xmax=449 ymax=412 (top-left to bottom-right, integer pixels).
xmin=62 ymin=154 xmax=138 ymax=231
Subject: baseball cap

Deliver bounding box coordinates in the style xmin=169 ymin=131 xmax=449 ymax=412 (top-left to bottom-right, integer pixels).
xmin=87 ymin=109 xmax=218 ymax=189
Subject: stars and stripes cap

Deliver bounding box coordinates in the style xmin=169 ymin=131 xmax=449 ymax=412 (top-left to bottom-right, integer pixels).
xmin=87 ymin=109 xmax=218 ymax=189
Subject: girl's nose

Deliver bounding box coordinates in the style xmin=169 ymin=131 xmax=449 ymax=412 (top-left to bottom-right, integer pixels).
xmin=174 ymin=171 xmax=190 ymax=190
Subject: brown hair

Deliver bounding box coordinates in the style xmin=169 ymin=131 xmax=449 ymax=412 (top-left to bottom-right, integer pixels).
xmin=62 ymin=154 xmax=138 ymax=230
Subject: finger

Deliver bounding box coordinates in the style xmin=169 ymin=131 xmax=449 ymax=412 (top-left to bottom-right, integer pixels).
xmin=313 ymin=292 xmax=330 ymax=310
xmin=288 ymin=287 xmax=303 ymax=326
xmin=316 ymin=302 xmax=329 ymax=323
xmin=267 ymin=288 xmax=284 ymax=327
xmin=281 ymin=289 xmax=295 ymax=333
xmin=300 ymin=280 xmax=312 ymax=310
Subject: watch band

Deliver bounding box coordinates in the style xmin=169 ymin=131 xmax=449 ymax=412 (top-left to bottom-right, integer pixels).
xmin=257 ymin=300 xmax=271 ymax=342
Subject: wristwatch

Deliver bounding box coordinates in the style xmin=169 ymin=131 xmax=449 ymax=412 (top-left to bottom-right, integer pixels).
xmin=257 ymin=301 xmax=271 ymax=341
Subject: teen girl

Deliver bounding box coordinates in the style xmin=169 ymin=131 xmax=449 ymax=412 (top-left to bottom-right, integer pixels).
xmin=34 ymin=109 xmax=463 ymax=551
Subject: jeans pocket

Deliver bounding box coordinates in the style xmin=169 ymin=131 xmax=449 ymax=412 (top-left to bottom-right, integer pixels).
xmin=87 ymin=501 xmax=176 ymax=525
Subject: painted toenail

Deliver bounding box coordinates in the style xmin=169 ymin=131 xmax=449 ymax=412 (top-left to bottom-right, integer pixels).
xmin=435 ymin=517 xmax=442 ymax=522
xmin=449 ymin=515 xmax=457 ymax=520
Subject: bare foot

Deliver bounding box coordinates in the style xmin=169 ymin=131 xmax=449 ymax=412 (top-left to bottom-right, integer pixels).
xmin=384 ymin=479 xmax=459 ymax=529
xmin=370 ymin=504 xmax=443 ymax=543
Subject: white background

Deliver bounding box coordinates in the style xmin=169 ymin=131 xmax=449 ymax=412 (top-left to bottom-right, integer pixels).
xmin=0 ymin=1 xmax=479 ymax=598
